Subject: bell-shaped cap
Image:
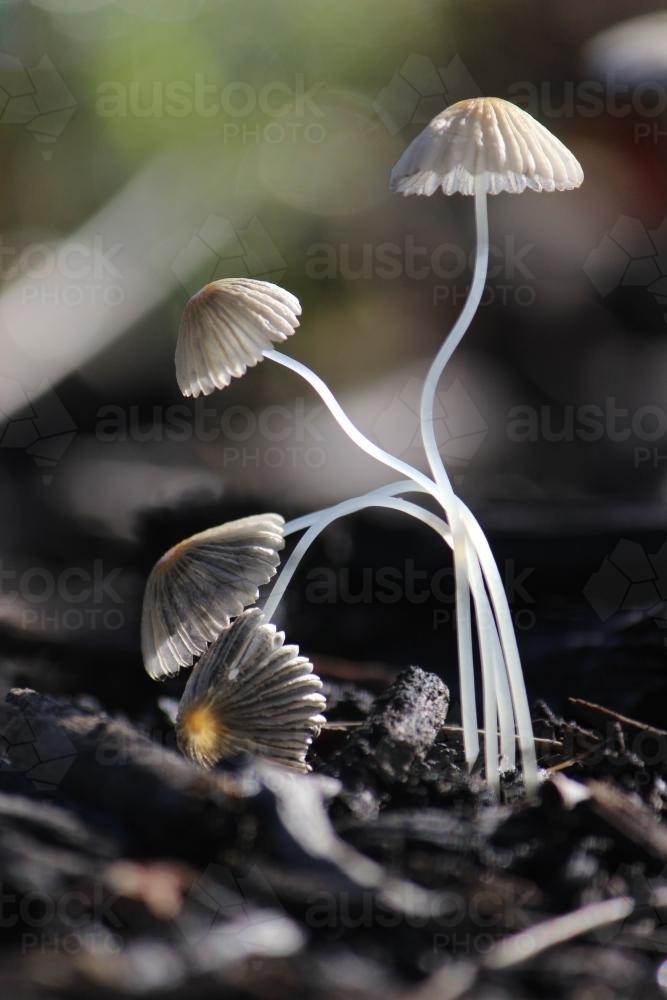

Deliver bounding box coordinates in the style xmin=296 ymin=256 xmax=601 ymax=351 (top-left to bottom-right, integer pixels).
xmin=142 ymin=513 xmax=284 ymax=681
xmin=176 ymin=278 xmax=301 ymax=398
xmin=176 ymin=609 xmax=327 ymax=771
xmin=390 ymin=97 xmax=583 ymax=196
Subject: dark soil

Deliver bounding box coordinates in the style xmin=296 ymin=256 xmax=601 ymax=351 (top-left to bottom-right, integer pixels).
xmin=2 ymin=497 xmax=667 ymax=999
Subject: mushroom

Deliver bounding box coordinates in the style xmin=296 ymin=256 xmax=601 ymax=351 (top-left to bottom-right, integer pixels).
xmin=389 ymin=96 xmax=584 ymax=788
xmin=167 ymin=276 xmax=532 ymax=792
xmin=176 ymin=608 xmax=326 ymax=771
xmin=390 ymin=96 xmax=583 ymax=197
xmin=141 ymin=513 xmax=285 ymax=680
xmin=175 ymin=278 xmax=301 ymax=398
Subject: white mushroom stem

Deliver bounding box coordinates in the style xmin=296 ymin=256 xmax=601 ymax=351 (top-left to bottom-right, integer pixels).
xmin=263 ymin=350 xmax=533 ymax=789
xmin=265 ymin=482 xmax=516 ymax=788
xmin=418 ymin=178 xmax=536 ymax=788
xmin=419 ymin=180 xmax=488 ymax=770
xmin=280 ymin=479 xmax=516 ymax=771
xmin=273 ymin=494 xmax=504 ymax=787
xmin=461 ymin=504 xmax=534 ymax=783
xmin=266 ymin=486 xmax=447 ymax=621
xmin=264 ymin=350 xmax=438 ymax=497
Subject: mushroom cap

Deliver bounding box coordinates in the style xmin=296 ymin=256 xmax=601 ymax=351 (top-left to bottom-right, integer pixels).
xmin=141 ymin=513 xmax=285 ymax=681
xmin=390 ymin=97 xmax=584 ymax=196
xmin=176 ymin=608 xmax=327 ymax=771
xmin=175 ymin=278 xmax=302 ymax=398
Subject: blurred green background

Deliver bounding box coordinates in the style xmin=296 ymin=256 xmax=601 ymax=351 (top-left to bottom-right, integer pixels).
xmin=2 ymin=0 xmax=667 ymax=687
xmin=2 ymin=0 xmax=667 ymax=514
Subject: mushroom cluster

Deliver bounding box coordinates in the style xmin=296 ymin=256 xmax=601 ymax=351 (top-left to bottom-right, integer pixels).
xmin=142 ymin=97 xmax=583 ymax=793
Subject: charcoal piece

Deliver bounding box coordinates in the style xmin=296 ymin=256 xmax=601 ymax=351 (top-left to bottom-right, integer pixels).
xmin=323 ymin=667 xmax=449 ymax=821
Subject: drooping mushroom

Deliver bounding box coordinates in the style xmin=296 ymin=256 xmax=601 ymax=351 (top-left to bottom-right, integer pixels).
xmin=175 ymin=278 xmax=301 ymax=398
xmin=141 ymin=513 xmax=285 ymax=680
xmin=176 ymin=608 xmax=326 ymax=771
xmin=390 ymin=96 xmax=584 ymax=788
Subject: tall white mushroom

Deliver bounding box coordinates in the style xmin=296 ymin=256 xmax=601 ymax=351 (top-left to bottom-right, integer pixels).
xmin=390 ymin=96 xmax=584 ymax=790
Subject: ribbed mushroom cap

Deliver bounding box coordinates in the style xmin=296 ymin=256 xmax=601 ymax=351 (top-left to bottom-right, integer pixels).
xmin=390 ymin=97 xmax=584 ymax=196
xmin=176 ymin=278 xmax=302 ymax=398
xmin=176 ymin=609 xmax=326 ymax=771
xmin=142 ymin=513 xmax=285 ymax=681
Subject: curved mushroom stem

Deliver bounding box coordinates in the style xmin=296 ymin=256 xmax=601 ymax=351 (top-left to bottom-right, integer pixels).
xmin=264 ymin=350 xmax=437 ymax=497
xmin=263 ymin=347 xmax=535 ymax=790
xmin=418 ymin=178 xmax=536 ymax=789
xmin=275 ymin=479 xmax=517 ymax=773
xmin=419 ymin=180 xmax=488 ymax=770
xmin=265 ymin=483 xmax=442 ymax=621
xmin=263 ymin=490 xmax=500 ymax=794
xmin=264 ymin=480 xmax=518 ymax=787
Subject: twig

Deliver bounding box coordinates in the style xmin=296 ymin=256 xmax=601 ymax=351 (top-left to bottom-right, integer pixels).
xmin=324 ymin=722 xmax=562 ymax=746
xmin=438 ymin=724 xmax=562 ymax=747
xmin=568 ymin=697 xmax=667 ymax=738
